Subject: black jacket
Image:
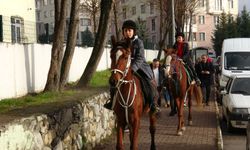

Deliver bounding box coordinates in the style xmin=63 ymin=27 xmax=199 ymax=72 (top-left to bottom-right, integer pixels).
xmin=173 ymin=42 xmax=190 ymax=62
xmin=196 ymin=61 xmax=214 ymax=85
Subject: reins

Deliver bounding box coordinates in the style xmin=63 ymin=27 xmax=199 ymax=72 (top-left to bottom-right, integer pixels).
xmin=110 ymin=54 xmax=137 ymax=126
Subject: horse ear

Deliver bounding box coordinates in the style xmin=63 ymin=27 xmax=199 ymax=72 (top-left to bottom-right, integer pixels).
xmin=125 ymin=38 xmax=132 ymax=52
xmin=111 ymin=35 xmax=116 ymax=48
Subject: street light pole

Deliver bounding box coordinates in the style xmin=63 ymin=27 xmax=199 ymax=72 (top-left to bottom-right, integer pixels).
xmin=172 ymin=0 xmax=175 ymax=45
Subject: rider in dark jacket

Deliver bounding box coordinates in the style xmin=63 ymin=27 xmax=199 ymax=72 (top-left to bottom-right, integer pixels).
xmin=104 ymin=20 xmax=160 ymax=114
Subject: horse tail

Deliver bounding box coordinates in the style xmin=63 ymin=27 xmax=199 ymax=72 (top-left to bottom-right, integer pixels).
xmin=192 ymin=85 xmax=203 ymax=106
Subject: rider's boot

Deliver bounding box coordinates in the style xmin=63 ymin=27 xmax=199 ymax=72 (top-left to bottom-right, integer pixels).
xmin=149 ymin=80 xmax=161 ymax=115
xmin=188 ymin=64 xmax=201 ymax=86
xmin=104 ymin=87 xmax=116 ymax=110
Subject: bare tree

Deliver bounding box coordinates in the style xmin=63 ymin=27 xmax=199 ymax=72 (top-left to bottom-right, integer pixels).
xmin=186 ymin=0 xmax=199 ymax=41
xmin=80 ymin=0 xmax=100 ymax=36
xmin=112 ymin=0 xmax=120 ymax=40
xmin=44 ymin=0 xmax=69 ymax=92
xmin=148 ymin=0 xmax=172 ymax=58
xmin=59 ymin=0 xmax=81 ymax=90
xmin=77 ymin=0 xmax=113 ymax=88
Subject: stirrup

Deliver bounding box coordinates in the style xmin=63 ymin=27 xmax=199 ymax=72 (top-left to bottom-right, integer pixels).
xmin=103 ymin=99 xmax=112 ymax=110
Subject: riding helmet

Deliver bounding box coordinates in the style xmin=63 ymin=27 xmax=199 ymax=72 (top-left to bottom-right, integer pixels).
xmin=175 ymin=32 xmax=185 ymax=39
xmin=122 ymin=20 xmax=137 ymax=30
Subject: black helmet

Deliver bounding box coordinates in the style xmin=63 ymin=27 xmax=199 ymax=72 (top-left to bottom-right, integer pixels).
xmin=122 ymin=20 xmax=137 ymax=30
xmin=175 ymin=32 xmax=185 ymax=39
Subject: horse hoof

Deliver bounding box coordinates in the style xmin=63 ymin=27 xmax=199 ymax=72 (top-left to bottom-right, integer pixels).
xmin=181 ymin=126 xmax=186 ymax=131
xmin=177 ymin=131 xmax=183 ymax=136
xmin=188 ymin=121 xmax=193 ymax=126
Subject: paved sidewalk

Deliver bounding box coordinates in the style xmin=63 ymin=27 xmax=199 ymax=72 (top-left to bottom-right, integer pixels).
xmin=94 ymin=101 xmax=218 ymax=150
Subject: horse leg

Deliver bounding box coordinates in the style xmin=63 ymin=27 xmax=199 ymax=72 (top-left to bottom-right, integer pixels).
xmin=180 ymin=98 xmax=186 ymax=132
xmin=149 ymin=113 xmax=156 ymax=150
xmin=130 ymin=118 xmax=140 ymax=150
xmin=116 ymin=123 xmax=124 ymax=150
xmin=188 ymin=88 xmax=193 ymax=126
xmin=175 ymin=98 xmax=183 ymax=136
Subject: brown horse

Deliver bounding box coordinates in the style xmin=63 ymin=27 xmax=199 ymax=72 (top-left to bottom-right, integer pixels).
xmin=109 ymin=37 xmax=156 ymax=150
xmin=164 ymin=48 xmax=202 ymax=136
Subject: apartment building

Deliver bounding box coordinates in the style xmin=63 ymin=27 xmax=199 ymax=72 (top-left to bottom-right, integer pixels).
xmin=35 ymin=0 xmax=92 ymax=45
xmin=111 ymin=0 xmax=161 ymax=49
xmin=192 ymin=0 xmax=238 ymax=48
xmin=0 ymin=0 xmax=37 ymax=43
xmin=113 ymin=0 xmax=238 ymax=50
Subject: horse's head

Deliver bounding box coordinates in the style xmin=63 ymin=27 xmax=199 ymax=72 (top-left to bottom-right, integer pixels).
xmin=163 ymin=48 xmax=177 ymax=77
xmin=110 ymin=36 xmax=132 ymax=87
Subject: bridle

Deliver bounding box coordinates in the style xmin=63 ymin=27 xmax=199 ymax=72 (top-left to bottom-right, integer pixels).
xmin=110 ymin=47 xmax=137 ymax=125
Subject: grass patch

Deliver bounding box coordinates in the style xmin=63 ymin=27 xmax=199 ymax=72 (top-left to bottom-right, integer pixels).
xmin=90 ymin=69 xmax=110 ymax=87
xmin=0 ymin=70 xmax=110 ymax=113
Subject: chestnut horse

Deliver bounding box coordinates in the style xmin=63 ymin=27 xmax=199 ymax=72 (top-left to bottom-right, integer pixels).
xmin=164 ymin=48 xmax=202 ymax=136
xmin=109 ymin=37 xmax=156 ymax=150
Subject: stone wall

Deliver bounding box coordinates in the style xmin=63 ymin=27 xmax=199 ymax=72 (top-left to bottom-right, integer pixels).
xmin=0 ymin=92 xmax=115 ymax=150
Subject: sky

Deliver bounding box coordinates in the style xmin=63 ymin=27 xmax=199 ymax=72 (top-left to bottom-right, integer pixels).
xmin=238 ymin=0 xmax=250 ymax=13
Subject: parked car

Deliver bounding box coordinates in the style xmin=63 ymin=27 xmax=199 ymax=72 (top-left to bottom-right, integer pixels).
xmin=221 ymin=75 xmax=250 ymax=132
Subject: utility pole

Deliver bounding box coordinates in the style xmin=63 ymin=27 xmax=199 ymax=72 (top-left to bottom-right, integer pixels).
xmin=172 ymin=0 xmax=175 ymax=45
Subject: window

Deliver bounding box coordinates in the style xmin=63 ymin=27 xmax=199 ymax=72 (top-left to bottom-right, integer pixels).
xmin=215 ymin=0 xmax=222 ymax=10
xmin=214 ymin=16 xmax=219 ymax=25
xmin=80 ymin=18 xmax=91 ymax=26
xmin=229 ymin=0 xmax=233 ymax=9
xmin=199 ymin=0 xmax=205 ymax=7
xmin=50 ymin=10 xmax=54 ymax=17
xmin=225 ymin=52 xmax=250 ymax=70
xmin=151 ymin=18 xmax=156 ymax=31
xmin=11 ymin=17 xmax=23 ymax=43
xmin=123 ymin=8 xmax=126 ymax=19
xmin=199 ymin=15 xmax=205 ymax=24
xmin=150 ymin=3 xmax=154 ymax=14
xmin=132 ymin=6 xmax=136 ymax=15
xmin=44 ymin=11 xmax=48 ymax=18
xmin=192 ymin=32 xmax=197 ymax=41
xmin=152 ymin=35 xmax=156 ymax=44
xmin=141 ymin=4 xmax=145 ymax=14
xmin=199 ymin=32 xmax=205 ymax=41
xmin=37 ymin=12 xmax=41 ymax=21
xmin=44 ymin=0 xmax=48 ymax=6
xmin=192 ymin=15 xmax=196 ymax=24
xmin=36 ymin=0 xmax=41 ymax=9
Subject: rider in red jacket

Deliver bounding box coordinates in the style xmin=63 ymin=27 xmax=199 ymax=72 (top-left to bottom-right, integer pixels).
xmin=173 ymin=32 xmax=201 ymax=85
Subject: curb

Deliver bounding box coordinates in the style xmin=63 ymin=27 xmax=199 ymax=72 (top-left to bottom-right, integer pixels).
xmin=215 ymin=100 xmax=223 ymax=150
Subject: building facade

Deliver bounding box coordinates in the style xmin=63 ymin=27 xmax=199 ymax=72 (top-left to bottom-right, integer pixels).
xmin=192 ymin=0 xmax=238 ymax=48
xmin=0 ymin=0 xmax=37 ymax=43
xmin=35 ymin=0 xmax=92 ymax=45
xmin=112 ymin=0 xmax=238 ymax=50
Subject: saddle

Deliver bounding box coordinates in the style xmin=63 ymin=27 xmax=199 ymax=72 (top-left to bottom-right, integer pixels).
xmin=133 ymin=72 xmax=151 ymax=106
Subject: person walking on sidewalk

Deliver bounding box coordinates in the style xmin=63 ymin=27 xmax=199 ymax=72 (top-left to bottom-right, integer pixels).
xmin=104 ymin=20 xmax=160 ymax=114
xmin=196 ymin=54 xmax=214 ymax=106
xmin=150 ymin=58 xmax=165 ymax=107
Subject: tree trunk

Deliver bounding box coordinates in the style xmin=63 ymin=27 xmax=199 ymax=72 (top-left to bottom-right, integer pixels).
xmin=44 ymin=0 xmax=68 ymax=92
xmin=59 ymin=0 xmax=80 ymax=90
xmin=77 ymin=0 xmax=113 ymax=88
xmin=113 ymin=0 xmax=120 ymax=40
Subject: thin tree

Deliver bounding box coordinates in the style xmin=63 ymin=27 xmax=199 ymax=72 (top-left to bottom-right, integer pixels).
xmin=77 ymin=0 xmax=113 ymax=88
xmin=112 ymin=0 xmax=120 ymax=40
xmin=80 ymin=0 xmax=100 ymax=36
xmin=44 ymin=0 xmax=69 ymax=92
xmin=59 ymin=0 xmax=81 ymax=90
